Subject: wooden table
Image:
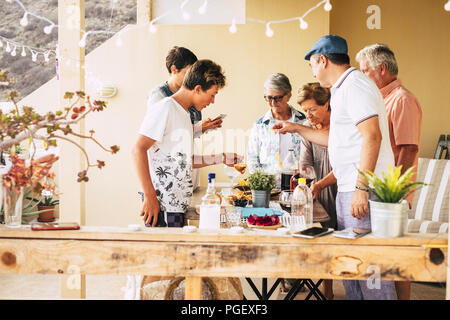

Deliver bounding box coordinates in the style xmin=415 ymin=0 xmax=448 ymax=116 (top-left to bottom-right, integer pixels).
xmin=0 ymin=224 xmax=447 ymax=299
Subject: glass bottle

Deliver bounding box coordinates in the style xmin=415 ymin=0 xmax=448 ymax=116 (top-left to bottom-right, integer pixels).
xmin=199 ymin=173 xmax=221 ymax=229
xmin=281 ymin=149 xmax=296 ymax=191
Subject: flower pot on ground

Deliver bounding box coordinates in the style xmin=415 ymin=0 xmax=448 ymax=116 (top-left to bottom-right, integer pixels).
xmin=247 ymin=170 xmax=275 ymax=208
xmin=359 ymin=164 xmax=426 ymax=238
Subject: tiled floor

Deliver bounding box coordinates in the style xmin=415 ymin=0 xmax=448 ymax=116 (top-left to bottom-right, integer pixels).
xmin=0 ymin=275 xmax=446 ymax=300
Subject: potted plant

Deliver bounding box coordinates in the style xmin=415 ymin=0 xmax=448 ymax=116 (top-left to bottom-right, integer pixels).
xmin=0 ymin=70 xmax=119 ymax=227
xmin=358 ymin=164 xmax=426 ymax=238
xmin=23 ymin=192 xmax=60 ymax=222
xmin=37 ymin=196 xmax=59 ymax=222
xmin=247 ymin=169 xmax=276 ymax=208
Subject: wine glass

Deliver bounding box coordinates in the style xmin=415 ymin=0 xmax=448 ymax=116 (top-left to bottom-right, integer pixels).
xmin=279 ymin=190 xmax=293 ymax=213
xmin=298 ymin=164 xmax=317 ymax=187
xmin=223 ymin=164 xmax=240 ymax=186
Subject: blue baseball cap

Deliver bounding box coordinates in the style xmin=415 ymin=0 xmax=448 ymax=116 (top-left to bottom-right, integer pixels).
xmin=304 ymin=35 xmax=348 ymax=61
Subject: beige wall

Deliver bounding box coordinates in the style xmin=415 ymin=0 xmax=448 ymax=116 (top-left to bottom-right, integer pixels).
xmin=330 ymin=0 xmax=450 ymax=158
xmin=21 ymin=0 xmax=329 ymax=227
xmin=20 ymin=0 xmax=449 ymax=227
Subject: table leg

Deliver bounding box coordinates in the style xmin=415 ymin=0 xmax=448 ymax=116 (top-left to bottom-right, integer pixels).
xmin=185 ymin=276 xmax=202 ymax=300
xmin=304 ymin=279 xmax=326 ymax=300
xmin=245 ymin=278 xmax=282 ymax=300
xmin=245 ymin=278 xmax=263 ymax=300
xmin=284 ymin=279 xmax=305 ymax=300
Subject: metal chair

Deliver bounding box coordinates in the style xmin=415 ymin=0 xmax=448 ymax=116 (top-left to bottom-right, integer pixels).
xmin=434 ymin=134 xmax=449 ymax=160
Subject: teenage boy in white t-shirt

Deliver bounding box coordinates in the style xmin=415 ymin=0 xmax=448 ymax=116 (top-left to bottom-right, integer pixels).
xmin=133 ymin=59 xmax=242 ymax=228
xmin=272 ymin=35 xmax=396 ymax=300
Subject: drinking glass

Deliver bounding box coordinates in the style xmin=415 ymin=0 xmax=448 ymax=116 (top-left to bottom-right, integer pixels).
xmin=225 ymin=207 xmax=243 ymax=227
xmin=279 ymin=190 xmax=292 ymax=213
xmin=223 ymin=164 xmax=240 ymax=186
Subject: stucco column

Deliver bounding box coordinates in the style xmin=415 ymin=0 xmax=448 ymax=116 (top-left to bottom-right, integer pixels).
xmin=137 ymin=0 xmax=152 ymax=24
xmin=58 ymin=0 xmax=86 ymax=299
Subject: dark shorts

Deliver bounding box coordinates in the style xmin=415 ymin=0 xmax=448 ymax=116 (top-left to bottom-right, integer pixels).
xmin=144 ymin=210 xmax=184 ymax=228
xmin=139 ymin=192 xmax=184 ymax=228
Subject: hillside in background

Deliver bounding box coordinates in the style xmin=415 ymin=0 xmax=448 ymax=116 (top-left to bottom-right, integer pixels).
xmin=0 ymin=0 xmax=136 ymax=101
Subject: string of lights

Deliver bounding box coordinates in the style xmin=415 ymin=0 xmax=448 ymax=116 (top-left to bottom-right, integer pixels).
xmin=2 ymin=0 xmax=448 ymax=67
xmin=2 ymin=0 xmax=332 ymax=59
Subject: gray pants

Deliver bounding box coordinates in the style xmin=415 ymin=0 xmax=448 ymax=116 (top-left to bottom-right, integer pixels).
xmin=336 ymin=191 xmax=397 ymax=300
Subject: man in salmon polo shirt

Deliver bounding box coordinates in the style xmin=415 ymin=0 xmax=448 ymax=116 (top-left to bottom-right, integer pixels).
xmin=273 ymin=35 xmax=397 ymax=300
xmin=356 ymin=43 xmax=423 ymax=300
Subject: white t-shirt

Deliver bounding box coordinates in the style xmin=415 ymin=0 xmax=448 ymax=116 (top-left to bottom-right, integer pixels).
xmin=329 ymin=67 xmax=394 ymax=192
xmin=139 ymin=97 xmax=194 ymax=212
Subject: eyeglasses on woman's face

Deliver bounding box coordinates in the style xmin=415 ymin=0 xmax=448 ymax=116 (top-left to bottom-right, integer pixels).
xmin=264 ymin=94 xmax=286 ymax=103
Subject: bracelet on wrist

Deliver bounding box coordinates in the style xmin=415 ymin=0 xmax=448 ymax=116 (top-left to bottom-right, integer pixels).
xmin=355 ymin=185 xmax=370 ymax=193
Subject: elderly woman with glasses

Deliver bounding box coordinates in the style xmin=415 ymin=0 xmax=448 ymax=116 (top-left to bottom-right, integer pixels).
xmin=247 ymin=73 xmax=306 ymax=180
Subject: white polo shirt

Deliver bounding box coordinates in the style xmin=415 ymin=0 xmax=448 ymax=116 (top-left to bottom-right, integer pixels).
xmin=328 ymin=67 xmax=394 ymax=192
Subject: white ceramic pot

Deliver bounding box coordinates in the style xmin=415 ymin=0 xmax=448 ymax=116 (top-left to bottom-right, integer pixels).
xmin=369 ymin=199 xmax=408 ymax=238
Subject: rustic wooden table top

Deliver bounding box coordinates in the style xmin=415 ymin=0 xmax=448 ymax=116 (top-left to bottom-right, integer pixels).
xmin=0 ymin=185 xmax=447 ymax=299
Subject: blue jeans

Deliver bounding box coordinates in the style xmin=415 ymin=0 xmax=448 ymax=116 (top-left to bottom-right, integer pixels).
xmin=336 ymin=191 xmax=397 ymax=300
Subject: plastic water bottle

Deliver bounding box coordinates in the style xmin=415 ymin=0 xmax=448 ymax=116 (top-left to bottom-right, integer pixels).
xmin=291 ymin=178 xmax=313 ymax=232
xmin=199 ymin=173 xmax=221 ymax=229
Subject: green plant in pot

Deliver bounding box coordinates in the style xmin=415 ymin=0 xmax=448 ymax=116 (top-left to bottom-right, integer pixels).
xmin=358 ymin=164 xmax=426 ymax=238
xmin=24 ymin=193 xmax=60 ymax=223
xmin=247 ymin=169 xmax=276 ymax=208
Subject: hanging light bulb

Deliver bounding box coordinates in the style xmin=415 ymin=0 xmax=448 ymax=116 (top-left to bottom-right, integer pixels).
xmin=182 ymin=11 xmax=191 ymax=20
xmin=44 ymin=24 xmax=54 ymax=34
xmin=149 ymin=22 xmax=157 ymax=33
xmin=324 ymin=1 xmax=332 ymax=12
xmin=180 ymin=0 xmax=190 ymax=20
xmin=20 ymin=13 xmax=29 ymax=26
xmin=299 ymin=18 xmax=308 ymax=30
xmin=265 ymin=24 xmax=274 ymax=37
xmin=21 ymin=46 xmax=26 ymax=57
xmin=11 ymin=45 xmax=17 ymax=57
xmin=5 ymin=42 xmax=11 ymax=53
xmin=115 ymin=36 xmax=123 ymax=47
xmin=198 ymin=0 xmax=207 ymax=15
xmin=31 ymin=50 xmax=38 ymax=62
xmin=445 ymin=0 xmax=450 ymax=11
xmin=229 ymin=18 xmax=237 ymax=34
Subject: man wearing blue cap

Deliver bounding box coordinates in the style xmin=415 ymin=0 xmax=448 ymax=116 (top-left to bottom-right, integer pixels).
xmin=273 ymin=35 xmax=396 ymax=300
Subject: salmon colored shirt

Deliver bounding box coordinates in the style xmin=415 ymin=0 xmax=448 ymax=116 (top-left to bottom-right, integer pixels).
xmin=380 ymin=79 xmax=422 ymax=167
